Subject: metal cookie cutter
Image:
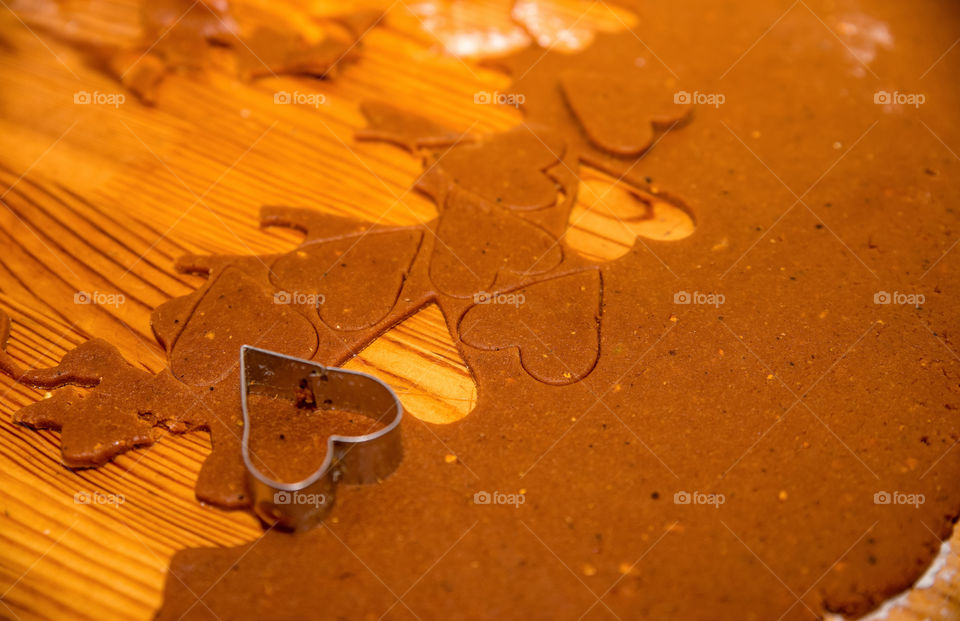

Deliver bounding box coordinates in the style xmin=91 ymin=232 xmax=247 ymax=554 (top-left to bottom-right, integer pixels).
xmin=240 ymin=345 xmax=403 ymax=532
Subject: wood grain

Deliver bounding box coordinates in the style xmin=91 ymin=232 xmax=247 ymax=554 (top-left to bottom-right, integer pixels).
xmin=0 ymin=1 xmax=957 ymax=619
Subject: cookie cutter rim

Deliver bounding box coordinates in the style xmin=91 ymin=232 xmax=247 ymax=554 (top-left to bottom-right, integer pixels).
xmin=239 ymin=345 xmax=404 ymax=528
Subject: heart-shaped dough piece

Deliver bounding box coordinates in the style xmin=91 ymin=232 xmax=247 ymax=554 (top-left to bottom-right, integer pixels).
xmin=438 ymin=127 xmax=565 ymax=211
xmin=560 ymin=72 xmax=691 ymax=155
xmin=429 ymin=193 xmax=563 ymax=297
xmin=270 ymin=229 xmax=422 ymax=331
xmin=459 ymin=269 xmax=601 ymax=385
xmin=171 ymin=267 xmax=318 ymax=386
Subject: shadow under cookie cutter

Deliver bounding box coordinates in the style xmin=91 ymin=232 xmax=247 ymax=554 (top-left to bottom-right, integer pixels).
xmin=240 ymin=345 xmax=404 ymax=532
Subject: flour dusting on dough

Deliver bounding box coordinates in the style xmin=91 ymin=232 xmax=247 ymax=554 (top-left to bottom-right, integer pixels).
xmin=836 ymin=13 xmax=893 ymax=76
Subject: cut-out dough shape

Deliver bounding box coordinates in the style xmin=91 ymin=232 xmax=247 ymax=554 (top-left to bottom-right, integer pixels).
xmin=458 ymin=269 xmax=601 ymax=385
xmin=50 ymin=1 xmax=382 ymax=103
xmin=437 ymin=127 xmax=566 ymax=211
xmin=170 ymin=267 xmax=318 ymax=387
xmin=269 ymin=230 xmax=422 ymax=331
xmin=560 ymin=72 xmax=692 ymax=155
xmin=141 ymin=0 xmax=236 ymax=69
xmin=0 ymin=336 xmax=201 ymax=467
xmin=429 ymin=191 xmax=563 ymax=297
xmin=245 ymin=394 xmax=386 ymax=484
xmin=357 ymin=100 xmax=471 ymax=152
xmin=236 ymin=24 xmax=360 ymax=79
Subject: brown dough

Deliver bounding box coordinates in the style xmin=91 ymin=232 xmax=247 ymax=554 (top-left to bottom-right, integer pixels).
xmin=429 ymin=190 xmax=564 ymax=297
xmin=437 ymin=127 xmax=567 ymax=210
xmin=357 ymin=100 xmax=473 ymax=152
xmin=235 ymin=26 xmax=356 ymax=80
xmin=170 ymin=266 xmax=318 ymax=387
xmin=153 ymin=6 xmax=960 ymax=617
xmin=141 ymin=0 xmax=236 ymax=45
xmin=2 ymin=1 xmax=960 ymax=619
xmin=269 ymin=229 xmax=423 ymax=331
xmin=459 ymin=268 xmax=602 ymax=384
xmin=246 ymin=395 xmax=386 ymax=484
xmin=57 ymin=1 xmax=383 ymax=103
xmin=560 ymin=71 xmax=692 ymax=155
xmin=0 ymin=338 xmax=201 ymax=467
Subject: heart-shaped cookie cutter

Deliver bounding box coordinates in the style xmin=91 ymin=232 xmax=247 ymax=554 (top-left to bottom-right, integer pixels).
xmin=240 ymin=345 xmax=404 ymax=531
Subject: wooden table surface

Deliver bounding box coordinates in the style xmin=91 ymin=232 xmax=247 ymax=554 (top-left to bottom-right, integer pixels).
xmin=0 ymin=1 xmax=957 ymax=619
